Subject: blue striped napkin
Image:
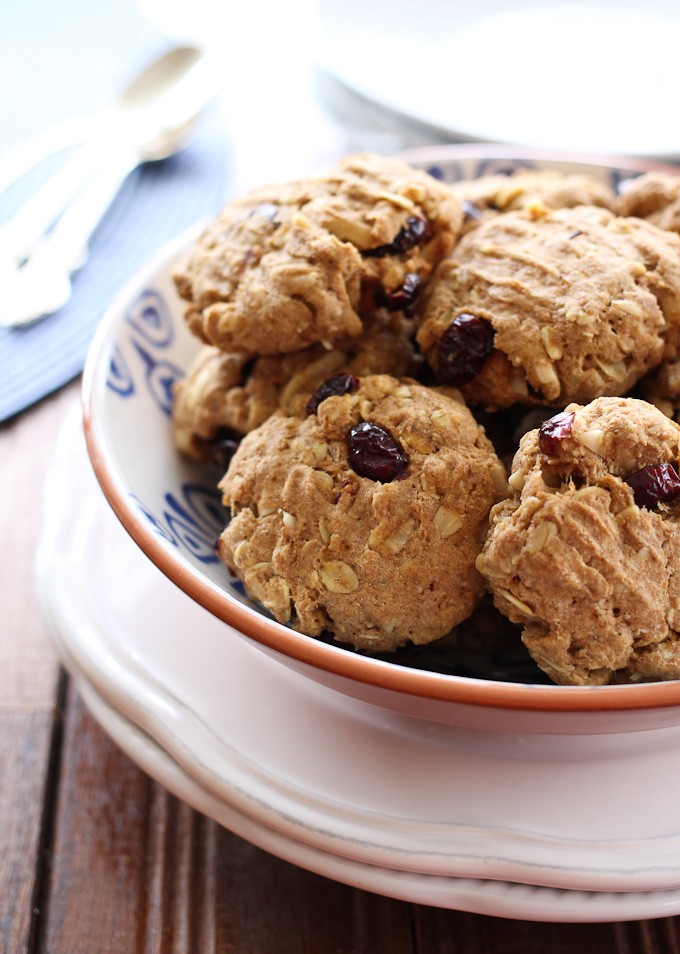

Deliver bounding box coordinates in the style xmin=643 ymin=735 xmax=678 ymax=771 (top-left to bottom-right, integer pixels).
xmin=0 ymin=0 xmax=230 ymax=421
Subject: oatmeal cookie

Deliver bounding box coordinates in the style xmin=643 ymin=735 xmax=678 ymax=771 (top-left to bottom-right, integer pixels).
xmin=172 ymin=317 xmax=421 ymax=461
xmin=453 ymin=169 xmax=615 ymax=235
xmin=217 ymin=374 xmax=506 ymax=652
xmin=477 ymin=397 xmax=680 ymax=685
xmin=417 ymin=206 xmax=680 ymax=409
xmin=173 ymin=153 xmax=462 ymax=356
xmin=618 ymin=171 xmax=680 ymax=234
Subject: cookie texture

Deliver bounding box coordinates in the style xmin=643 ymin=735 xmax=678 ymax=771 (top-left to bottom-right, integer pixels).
xmin=170 ymin=154 xmax=680 ymax=686
xmin=641 ymin=358 xmax=680 ymax=423
xmin=477 ymin=397 xmax=680 ymax=685
xmin=417 ymin=205 xmax=680 ymax=409
xmin=172 ymin=317 xmax=421 ymax=461
xmin=618 ymin=171 xmax=680 ymax=234
xmin=453 ymin=169 xmax=615 ymax=235
xmin=173 ymin=153 xmax=462 ymax=356
xmin=217 ymin=375 xmax=506 ymax=652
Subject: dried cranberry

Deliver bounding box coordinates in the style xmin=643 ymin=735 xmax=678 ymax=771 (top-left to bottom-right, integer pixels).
xmin=538 ymin=411 xmax=575 ymax=456
xmin=206 ymin=428 xmax=241 ymax=469
xmin=361 ymin=216 xmax=431 ymax=258
xmin=376 ymin=273 xmax=422 ymax=313
xmin=625 ymin=462 xmax=680 ymax=509
xmin=306 ymin=373 xmax=360 ymax=415
xmin=347 ymin=422 xmax=408 ymax=482
xmin=437 ymin=313 xmax=494 ymax=385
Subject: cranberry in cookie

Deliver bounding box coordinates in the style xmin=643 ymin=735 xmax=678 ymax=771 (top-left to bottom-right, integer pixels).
xmin=417 ymin=205 xmax=680 ymax=410
xmin=173 ymin=153 xmax=462 ymax=356
xmin=172 ymin=317 xmax=422 ymax=462
xmin=217 ymin=374 xmax=506 ymax=652
xmin=477 ymin=397 xmax=680 ymax=685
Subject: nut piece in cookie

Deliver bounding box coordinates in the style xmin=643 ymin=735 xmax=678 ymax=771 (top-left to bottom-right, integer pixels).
xmin=417 ymin=206 xmax=680 ymax=409
xmin=172 ymin=317 xmax=422 ymax=462
xmin=453 ymin=169 xmax=615 ymax=235
xmin=173 ymin=152 xmax=462 ymax=356
xmin=618 ymin=171 xmax=680 ymax=234
xmin=477 ymin=396 xmax=680 ymax=685
xmin=217 ymin=374 xmax=507 ymax=652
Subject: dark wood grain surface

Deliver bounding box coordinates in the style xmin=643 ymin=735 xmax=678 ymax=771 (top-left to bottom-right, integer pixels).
xmin=3 ymin=383 xmax=680 ymax=953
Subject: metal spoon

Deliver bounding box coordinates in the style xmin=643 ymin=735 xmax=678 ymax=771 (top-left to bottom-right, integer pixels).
xmin=0 ymin=45 xmax=219 ymax=327
xmin=0 ymin=46 xmax=213 ymax=194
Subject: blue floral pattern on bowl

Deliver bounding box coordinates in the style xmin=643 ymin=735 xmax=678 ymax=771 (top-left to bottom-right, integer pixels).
xmin=130 ymin=484 xmax=225 ymax=564
xmin=107 ymin=288 xmax=185 ymax=415
xmin=105 ymin=282 xmax=228 ymax=569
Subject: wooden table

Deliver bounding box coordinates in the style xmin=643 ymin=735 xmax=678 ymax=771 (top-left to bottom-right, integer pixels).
xmin=3 ymin=381 xmax=679 ymax=953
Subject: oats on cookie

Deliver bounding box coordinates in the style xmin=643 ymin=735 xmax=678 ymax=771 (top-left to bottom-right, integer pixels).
xmin=453 ymin=169 xmax=615 ymax=235
xmin=173 ymin=153 xmax=462 ymax=356
xmin=217 ymin=374 xmax=506 ymax=652
xmin=417 ymin=206 xmax=680 ymax=409
xmin=172 ymin=316 xmax=422 ymax=462
xmin=618 ymin=170 xmax=680 ymax=234
xmin=477 ymin=396 xmax=680 ymax=685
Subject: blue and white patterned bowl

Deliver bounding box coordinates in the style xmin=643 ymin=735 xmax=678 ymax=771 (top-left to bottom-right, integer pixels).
xmin=83 ymin=145 xmax=680 ymax=732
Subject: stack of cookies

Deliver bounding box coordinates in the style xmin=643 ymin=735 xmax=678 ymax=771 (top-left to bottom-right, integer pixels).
xmin=172 ymin=153 xmax=680 ymax=687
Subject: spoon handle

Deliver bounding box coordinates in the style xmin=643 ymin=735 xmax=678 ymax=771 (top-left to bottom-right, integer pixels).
xmin=0 ymin=113 xmax=100 ymax=196
xmin=0 ymin=146 xmax=138 ymax=327
xmin=0 ymin=138 xmax=112 ymax=264
xmin=48 ymin=146 xmax=138 ymax=271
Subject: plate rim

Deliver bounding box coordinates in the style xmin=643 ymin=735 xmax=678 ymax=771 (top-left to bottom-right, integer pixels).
xmin=68 ymin=678 xmax=680 ymax=922
xmin=67 ymin=676 xmax=680 ymax=923
xmin=313 ymin=14 xmax=680 ymax=162
xmin=37 ymin=416 xmax=680 ymax=906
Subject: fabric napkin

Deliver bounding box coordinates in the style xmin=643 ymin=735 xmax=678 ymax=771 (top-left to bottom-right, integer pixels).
xmin=0 ymin=0 xmax=230 ymax=422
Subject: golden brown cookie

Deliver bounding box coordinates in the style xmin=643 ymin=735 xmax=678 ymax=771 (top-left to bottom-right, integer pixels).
xmin=217 ymin=374 xmax=506 ymax=652
xmin=173 ymin=153 xmax=462 ymax=356
xmin=453 ymin=169 xmax=615 ymax=235
xmin=618 ymin=170 xmax=680 ymax=234
xmin=172 ymin=317 xmax=422 ymax=462
xmin=417 ymin=206 xmax=680 ymax=409
xmin=477 ymin=396 xmax=680 ymax=685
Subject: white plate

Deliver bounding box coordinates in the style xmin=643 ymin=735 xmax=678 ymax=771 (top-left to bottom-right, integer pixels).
xmin=38 ymin=408 xmax=680 ymax=920
xmin=315 ymin=3 xmax=680 ymax=159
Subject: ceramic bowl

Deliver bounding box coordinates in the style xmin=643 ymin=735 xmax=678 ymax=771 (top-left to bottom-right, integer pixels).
xmin=83 ymin=144 xmax=680 ymax=734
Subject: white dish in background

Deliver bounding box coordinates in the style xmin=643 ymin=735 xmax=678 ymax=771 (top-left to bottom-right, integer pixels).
xmin=38 ymin=409 xmax=680 ymax=920
xmin=81 ymin=145 xmax=680 ymax=733
xmin=314 ymin=3 xmax=680 ymax=159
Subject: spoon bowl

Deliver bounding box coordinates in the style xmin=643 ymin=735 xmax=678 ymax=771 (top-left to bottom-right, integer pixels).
xmin=0 ymin=44 xmax=221 ymax=327
xmin=112 ymin=45 xmax=219 ymax=160
xmin=118 ymin=46 xmax=205 ymax=113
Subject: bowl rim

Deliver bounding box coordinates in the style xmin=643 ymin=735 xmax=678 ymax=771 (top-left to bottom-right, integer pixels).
xmin=83 ymin=143 xmax=680 ymax=714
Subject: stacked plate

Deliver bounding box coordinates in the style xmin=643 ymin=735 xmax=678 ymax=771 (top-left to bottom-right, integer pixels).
xmin=39 ymin=408 xmax=680 ymax=923
xmin=313 ymin=3 xmax=680 ymax=160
